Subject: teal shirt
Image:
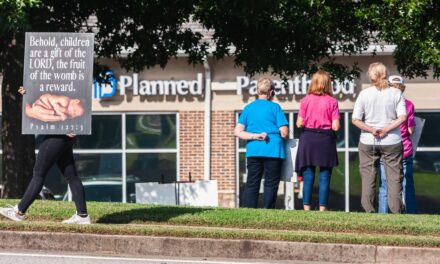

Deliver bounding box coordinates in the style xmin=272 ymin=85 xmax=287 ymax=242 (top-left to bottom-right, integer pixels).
xmin=238 ymin=99 xmax=288 ymax=158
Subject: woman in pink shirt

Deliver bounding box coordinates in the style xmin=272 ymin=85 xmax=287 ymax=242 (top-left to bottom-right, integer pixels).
xmin=295 ymin=70 xmax=340 ymax=211
xmin=378 ymin=75 xmax=417 ymax=213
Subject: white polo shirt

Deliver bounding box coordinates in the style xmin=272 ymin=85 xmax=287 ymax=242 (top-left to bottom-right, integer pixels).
xmin=352 ymin=86 xmax=407 ymax=145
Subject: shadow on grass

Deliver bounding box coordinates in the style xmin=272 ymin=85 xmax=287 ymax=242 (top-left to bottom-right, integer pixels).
xmin=96 ymin=206 xmax=213 ymax=224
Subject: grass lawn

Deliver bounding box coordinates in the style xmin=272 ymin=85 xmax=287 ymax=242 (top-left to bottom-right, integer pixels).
xmin=1 ymin=199 xmax=440 ymax=247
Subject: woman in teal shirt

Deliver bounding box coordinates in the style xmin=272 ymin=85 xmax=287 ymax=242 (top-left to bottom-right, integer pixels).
xmin=234 ymin=78 xmax=289 ymax=208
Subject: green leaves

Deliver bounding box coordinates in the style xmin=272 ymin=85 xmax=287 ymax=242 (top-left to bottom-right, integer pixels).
xmin=194 ymin=0 xmax=371 ymax=79
xmin=0 ymin=0 xmax=38 ymax=35
xmin=360 ymin=0 xmax=440 ymax=78
xmin=2 ymin=0 xmax=440 ymax=80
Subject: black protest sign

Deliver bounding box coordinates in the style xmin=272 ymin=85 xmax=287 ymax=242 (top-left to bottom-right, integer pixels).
xmin=22 ymin=32 xmax=94 ymax=135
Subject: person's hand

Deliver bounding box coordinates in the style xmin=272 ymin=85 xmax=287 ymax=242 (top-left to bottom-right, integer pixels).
xmin=377 ymin=129 xmax=388 ymax=139
xmin=371 ymin=128 xmax=379 ymax=137
xmin=18 ymin=86 xmax=26 ymax=95
xmin=66 ymin=133 xmax=76 ymax=138
xmin=253 ymin=132 xmax=267 ymax=141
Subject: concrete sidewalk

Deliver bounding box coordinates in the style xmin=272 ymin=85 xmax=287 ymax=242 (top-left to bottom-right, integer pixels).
xmin=0 ymin=230 xmax=439 ymax=263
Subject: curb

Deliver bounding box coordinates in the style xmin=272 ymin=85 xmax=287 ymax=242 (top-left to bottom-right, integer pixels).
xmin=0 ymin=231 xmax=439 ymax=263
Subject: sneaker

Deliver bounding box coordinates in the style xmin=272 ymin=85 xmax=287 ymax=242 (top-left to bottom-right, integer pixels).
xmin=0 ymin=205 xmax=25 ymax=222
xmin=62 ymin=214 xmax=91 ymax=225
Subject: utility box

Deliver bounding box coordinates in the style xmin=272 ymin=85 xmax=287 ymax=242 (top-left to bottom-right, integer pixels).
xmin=135 ymin=180 xmax=219 ymax=207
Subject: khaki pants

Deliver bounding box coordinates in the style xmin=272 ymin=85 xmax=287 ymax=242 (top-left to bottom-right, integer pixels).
xmin=358 ymin=142 xmax=403 ymax=213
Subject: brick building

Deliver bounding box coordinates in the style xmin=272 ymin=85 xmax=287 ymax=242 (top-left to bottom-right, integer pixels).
xmin=3 ymin=47 xmax=440 ymax=213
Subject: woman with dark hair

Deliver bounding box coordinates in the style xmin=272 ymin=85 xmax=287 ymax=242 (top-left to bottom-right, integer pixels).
xmin=295 ymin=70 xmax=340 ymax=211
xmin=0 ymin=87 xmax=90 ymax=224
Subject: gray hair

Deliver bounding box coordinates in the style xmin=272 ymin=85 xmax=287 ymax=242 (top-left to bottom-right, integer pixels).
xmin=257 ymin=78 xmax=273 ymax=95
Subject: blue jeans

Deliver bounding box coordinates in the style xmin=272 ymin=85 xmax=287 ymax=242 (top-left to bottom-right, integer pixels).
xmin=378 ymin=156 xmax=417 ymax=214
xmin=302 ymin=166 xmax=332 ymax=207
xmin=243 ymin=157 xmax=283 ymax=209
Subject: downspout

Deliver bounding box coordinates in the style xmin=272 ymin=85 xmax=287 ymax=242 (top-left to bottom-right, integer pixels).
xmin=203 ymin=58 xmax=211 ymax=181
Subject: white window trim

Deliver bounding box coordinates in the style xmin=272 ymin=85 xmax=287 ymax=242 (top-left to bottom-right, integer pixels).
xmin=39 ymin=111 xmax=180 ymax=203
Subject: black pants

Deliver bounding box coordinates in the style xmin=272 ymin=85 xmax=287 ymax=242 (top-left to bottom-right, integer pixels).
xmin=243 ymin=157 xmax=283 ymax=209
xmin=18 ymin=135 xmax=87 ymax=215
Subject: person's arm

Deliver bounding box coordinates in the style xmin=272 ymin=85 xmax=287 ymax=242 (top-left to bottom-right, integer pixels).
xmin=296 ymin=117 xmax=304 ymax=128
xmin=351 ymin=91 xmax=378 ymax=135
xmin=377 ymin=115 xmax=407 ymax=138
xmin=234 ymin=124 xmax=267 ymax=141
xmin=331 ymin=100 xmax=341 ymax=131
xmin=378 ymin=92 xmax=408 ymax=138
xmin=352 ymin=118 xmax=378 ymax=136
xmin=296 ymin=99 xmax=305 ymax=128
xmin=332 ymin=119 xmax=340 ymax=131
xmin=279 ymin=125 xmax=288 ymax=139
xmin=274 ymin=104 xmax=289 ymax=139
xmin=407 ymin=100 xmax=416 ymax=135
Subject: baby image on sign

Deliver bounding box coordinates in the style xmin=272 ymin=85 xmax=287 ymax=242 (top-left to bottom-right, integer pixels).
xmin=21 ymin=32 xmax=94 ymax=135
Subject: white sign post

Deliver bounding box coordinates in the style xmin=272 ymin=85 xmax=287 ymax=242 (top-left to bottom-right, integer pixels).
xmin=281 ymin=139 xmax=299 ymax=210
xmin=411 ymin=116 xmax=426 ymax=157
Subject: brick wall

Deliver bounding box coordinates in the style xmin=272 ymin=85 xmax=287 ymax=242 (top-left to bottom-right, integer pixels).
xmin=210 ymin=111 xmax=236 ymax=207
xmin=179 ymin=111 xmax=204 ymax=181
xmin=179 ymin=110 xmax=237 ymax=208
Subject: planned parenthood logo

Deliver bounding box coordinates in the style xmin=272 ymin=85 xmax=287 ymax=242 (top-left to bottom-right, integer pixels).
xmin=93 ymin=70 xmax=117 ymax=99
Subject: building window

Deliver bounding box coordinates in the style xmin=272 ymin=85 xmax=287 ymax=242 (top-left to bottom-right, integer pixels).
xmin=347 ymin=111 xmax=440 ymax=213
xmin=40 ymin=113 xmax=178 ymax=203
xmin=126 ymin=114 xmax=176 ymax=149
xmin=76 ymin=115 xmax=122 ymax=149
xmin=125 ymin=114 xmax=178 ymax=203
xmin=415 ymin=112 xmax=440 ymax=148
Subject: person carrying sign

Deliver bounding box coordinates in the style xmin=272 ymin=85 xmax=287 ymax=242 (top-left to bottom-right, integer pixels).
xmin=0 ymin=87 xmax=91 ymax=224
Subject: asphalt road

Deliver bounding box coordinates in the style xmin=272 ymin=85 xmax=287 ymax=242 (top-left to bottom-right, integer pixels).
xmin=0 ymin=251 xmax=333 ymax=264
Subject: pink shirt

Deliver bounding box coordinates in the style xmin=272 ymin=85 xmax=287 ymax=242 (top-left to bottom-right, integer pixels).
xmin=401 ymin=99 xmax=415 ymax=158
xmin=298 ymin=94 xmax=340 ymax=130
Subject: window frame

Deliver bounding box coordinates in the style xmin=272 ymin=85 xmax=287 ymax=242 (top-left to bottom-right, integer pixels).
xmin=32 ymin=111 xmax=179 ymax=203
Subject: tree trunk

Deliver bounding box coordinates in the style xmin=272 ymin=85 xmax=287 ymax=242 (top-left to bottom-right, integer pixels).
xmin=1 ymin=40 xmax=35 ymax=198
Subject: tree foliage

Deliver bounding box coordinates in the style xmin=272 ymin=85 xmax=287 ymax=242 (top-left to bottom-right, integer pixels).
xmin=0 ymin=0 xmax=210 ymax=197
xmin=0 ymin=0 xmax=39 ymax=198
xmin=1 ymin=0 xmax=440 ymax=196
xmin=0 ymin=0 xmax=37 ymax=35
xmin=357 ymin=0 xmax=440 ymax=79
xmin=0 ymin=0 xmax=39 ymax=70
xmin=195 ymin=0 xmax=371 ymax=80
xmin=22 ymin=0 xmax=208 ymax=72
